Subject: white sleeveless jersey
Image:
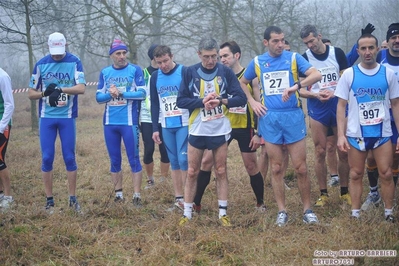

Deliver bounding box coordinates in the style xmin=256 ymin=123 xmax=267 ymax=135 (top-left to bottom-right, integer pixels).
xmin=305 ymin=46 xmax=340 ymax=93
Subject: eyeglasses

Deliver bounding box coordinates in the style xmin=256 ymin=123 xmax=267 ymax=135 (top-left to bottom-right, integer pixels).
xmin=201 ymin=54 xmax=219 ymax=61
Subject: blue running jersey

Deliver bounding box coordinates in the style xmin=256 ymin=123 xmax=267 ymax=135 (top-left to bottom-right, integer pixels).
xmin=243 ymin=51 xmax=312 ymax=110
xmin=96 ymin=63 xmax=146 ymax=126
xmin=29 ymin=53 xmax=86 ymax=118
xmin=150 ymin=64 xmax=189 ymax=131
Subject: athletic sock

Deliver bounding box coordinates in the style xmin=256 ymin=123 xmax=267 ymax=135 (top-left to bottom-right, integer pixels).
xmin=340 ymin=187 xmax=349 ymax=196
xmin=193 ymin=170 xmax=211 ymax=206
xmin=133 ymin=192 xmax=141 ymax=198
xmin=393 ymin=170 xmax=399 ymax=187
xmin=370 ymin=185 xmax=379 ymax=194
xmin=175 ymin=196 xmax=183 ymax=202
xmin=46 ymin=196 xmax=54 ymax=206
xmin=250 ymin=172 xmax=264 ymax=205
xmin=115 ymin=189 xmax=123 ymax=199
xmin=183 ymin=202 xmax=193 ymax=219
xmin=218 ymin=200 xmax=227 ymax=218
xmin=366 ymin=166 xmax=379 ymax=188
xmin=331 ymin=174 xmax=339 ymax=180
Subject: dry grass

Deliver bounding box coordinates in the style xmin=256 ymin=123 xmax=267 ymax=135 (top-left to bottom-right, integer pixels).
xmin=1 ymin=89 xmax=398 ymax=265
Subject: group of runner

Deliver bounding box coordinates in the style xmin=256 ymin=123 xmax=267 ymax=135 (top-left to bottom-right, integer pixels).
xmin=2 ymin=22 xmax=398 ymax=228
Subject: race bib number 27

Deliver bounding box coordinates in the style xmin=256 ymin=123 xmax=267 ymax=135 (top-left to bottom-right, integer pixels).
xmin=262 ymin=71 xmax=289 ymax=95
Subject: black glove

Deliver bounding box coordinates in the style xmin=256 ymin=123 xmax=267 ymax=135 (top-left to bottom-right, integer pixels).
xmin=43 ymin=83 xmax=58 ymax=97
xmin=49 ymin=88 xmax=62 ymax=107
xmin=361 ymin=23 xmax=375 ymax=35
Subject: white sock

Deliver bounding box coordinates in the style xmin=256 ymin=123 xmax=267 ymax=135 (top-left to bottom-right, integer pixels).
xmin=133 ymin=193 xmax=141 ymax=198
xmin=175 ymin=196 xmax=184 ymax=202
xmin=218 ymin=200 xmax=228 ymax=218
xmin=183 ymin=202 xmax=193 ymax=219
xmin=116 ymin=191 xmax=123 ymax=199
xmin=370 ymin=186 xmax=379 ymax=194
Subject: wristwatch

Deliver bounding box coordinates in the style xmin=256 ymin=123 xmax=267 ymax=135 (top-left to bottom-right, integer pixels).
xmin=216 ymin=97 xmax=223 ymax=106
xmin=294 ymin=81 xmax=302 ymax=90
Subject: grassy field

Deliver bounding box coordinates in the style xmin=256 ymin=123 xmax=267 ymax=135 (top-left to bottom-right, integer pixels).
xmin=0 ymin=88 xmax=398 ymax=265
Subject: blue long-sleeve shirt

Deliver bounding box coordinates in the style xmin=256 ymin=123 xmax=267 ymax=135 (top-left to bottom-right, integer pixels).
xmin=346 ymin=43 xmax=358 ymax=66
xmin=96 ymin=63 xmax=146 ymax=125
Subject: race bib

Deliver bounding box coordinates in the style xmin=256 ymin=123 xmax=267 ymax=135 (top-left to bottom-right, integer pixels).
xmin=108 ymin=86 xmax=127 ymax=106
xmin=262 ymin=71 xmax=289 ymax=95
xmin=201 ymin=106 xmax=224 ymax=121
xmin=229 ymin=104 xmax=247 ymax=114
xmin=161 ymin=96 xmax=182 ymax=117
xmin=46 ymin=92 xmax=68 ymax=107
xmin=358 ymin=101 xmax=384 ymax=126
xmin=316 ymin=66 xmax=338 ymax=92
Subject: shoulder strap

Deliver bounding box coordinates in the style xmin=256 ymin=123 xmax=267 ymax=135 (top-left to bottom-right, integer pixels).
xmin=291 ymin=52 xmax=298 ymax=83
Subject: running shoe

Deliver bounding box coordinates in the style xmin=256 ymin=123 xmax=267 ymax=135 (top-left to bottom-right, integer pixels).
xmin=256 ymin=203 xmax=267 ymax=213
xmin=276 ymin=211 xmax=288 ymax=227
xmin=174 ymin=199 xmax=184 ymax=211
xmin=327 ymin=176 xmax=340 ymax=187
xmin=114 ymin=196 xmax=124 ymax=203
xmin=0 ymin=196 xmax=13 ymax=209
xmin=69 ymin=199 xmax=82 ymax=213
xmin=361 ymin=192 xmax=381 ymax=211
xmin=314 ymin=194 xmax=329 ymax=207
xmin=45 ymin=201 xmax=55 ymax=215
xmin=193 ymin=203 xmax=201 ymax=214
xmin=303 ymin=209 xmax=319 ymax=224
xmin=219 ymin=215 xmax=232 ymax=227
xmin=179 ymin=216 xmax=190 ymax=226
xmin=132 ymin=197 xmax=143 ymax=208
xmin=144 ymin=179 xmax=155 ymax=189
xmin=340 ymin=193 xmax=352 ymax=205
xmin=385 ymin=214 xmax=395 ymax=223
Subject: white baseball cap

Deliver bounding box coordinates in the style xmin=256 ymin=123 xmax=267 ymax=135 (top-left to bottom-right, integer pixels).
xmin=48 ymin=32 xmax=66 ymax=55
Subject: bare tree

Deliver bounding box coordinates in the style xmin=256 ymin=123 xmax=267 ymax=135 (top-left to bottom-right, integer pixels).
xmin=84 ymin=0 xmax=206 ymax=66
xmin=0 ymin=0 xmax=48 ymax=131
xmin=370 ymin=0 xmax=399 ymax=42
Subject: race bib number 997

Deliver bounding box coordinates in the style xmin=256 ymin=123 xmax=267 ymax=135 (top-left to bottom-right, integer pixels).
xmin=358 ymin=101 xmax=384 ymax=126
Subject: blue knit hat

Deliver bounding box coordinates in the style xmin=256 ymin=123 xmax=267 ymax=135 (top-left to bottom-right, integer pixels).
xmin=109 ymin=39 xmax=128 ymax=55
